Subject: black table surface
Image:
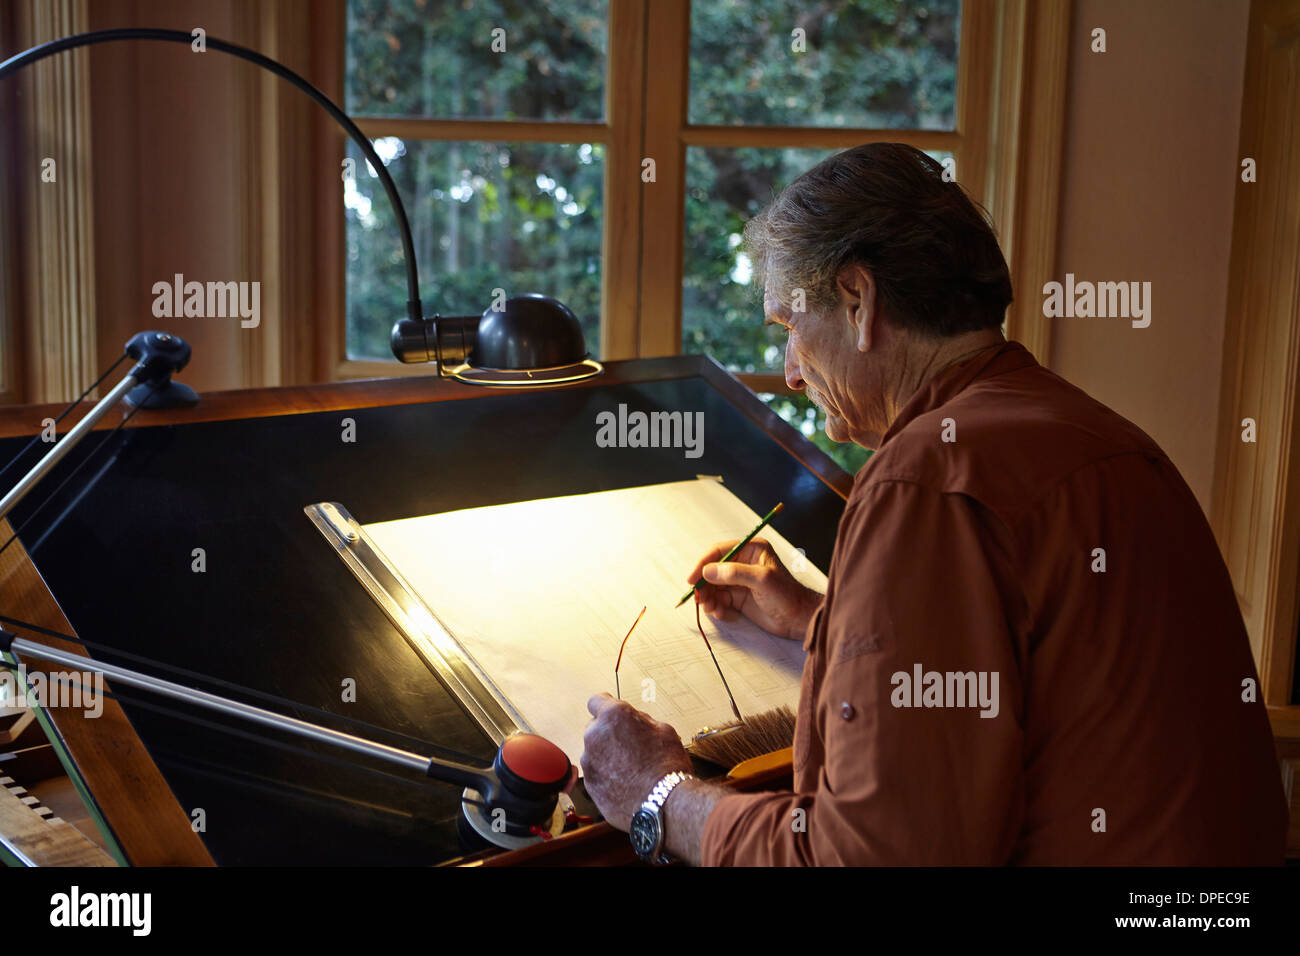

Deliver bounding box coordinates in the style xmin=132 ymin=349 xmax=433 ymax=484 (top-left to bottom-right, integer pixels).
xmin=0 ymin=364 xmax=848 ymax=864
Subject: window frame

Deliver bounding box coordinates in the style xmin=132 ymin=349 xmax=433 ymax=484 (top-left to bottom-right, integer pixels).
xmin=323 ymin=0 xmax=1067 ymax=386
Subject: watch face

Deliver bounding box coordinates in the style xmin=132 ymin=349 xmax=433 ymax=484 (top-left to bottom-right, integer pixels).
xmin=629 ymin=808 xmax=660 ymax=858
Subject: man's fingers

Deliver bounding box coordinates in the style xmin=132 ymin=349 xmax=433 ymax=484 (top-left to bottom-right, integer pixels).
xmin=703 ymin=602 xmax=740 ymax=623
xmin=587 ymin=692 xmax=618 ymax=718
xmin=698 ymin=583 xmax=735 ymax=614
xmin=703 ymin=561 xmax=767 ymax=590
xmin=687 ymin=538 xmax=780 ymax=583
xmin=686 ymin=543 xmax=737 ymax=586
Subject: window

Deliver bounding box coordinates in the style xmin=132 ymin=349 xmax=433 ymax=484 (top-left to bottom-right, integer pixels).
xmin=679 ymin=1 xmax=960 ymax=471
xmin=344 ymin=0 xmax=609 ymax=360
xmin=342 ymin=0 xmax=1008 ymax=474
xmin=342 ymin=138 xmax=604 ymax=361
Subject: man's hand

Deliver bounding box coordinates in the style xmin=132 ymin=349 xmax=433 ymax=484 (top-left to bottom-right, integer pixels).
xmin=688 ymin=538 xmax=822 ymax=641
xmin=580 ymin=693 xmax=692 ymax=832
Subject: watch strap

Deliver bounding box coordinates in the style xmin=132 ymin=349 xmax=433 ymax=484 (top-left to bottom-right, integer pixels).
xmin=636 ymin=770 xmax=693 ymax=864
xmin=645 ymin=770 xmax=692 ymax=813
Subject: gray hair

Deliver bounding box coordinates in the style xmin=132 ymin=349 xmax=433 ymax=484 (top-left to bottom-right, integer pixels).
xmin=743 ymin=143 xmax=1013 ymax=336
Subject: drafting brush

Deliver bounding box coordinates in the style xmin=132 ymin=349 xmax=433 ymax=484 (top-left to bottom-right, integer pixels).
xmin=683 ymin=600 xmax=796 ymax=772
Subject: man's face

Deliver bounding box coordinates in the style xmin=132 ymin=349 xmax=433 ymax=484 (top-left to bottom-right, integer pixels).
xmin=765 ymin=280 xmax=882 ymax=447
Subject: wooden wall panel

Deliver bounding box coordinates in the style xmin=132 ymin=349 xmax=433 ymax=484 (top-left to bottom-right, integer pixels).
xmin=990 ymin=0 xmax=1071 ymax=366
xmin=1211 ymin=0 xmax=1300 ymax=704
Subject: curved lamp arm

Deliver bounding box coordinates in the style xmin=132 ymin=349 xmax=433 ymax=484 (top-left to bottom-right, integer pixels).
xmin=1 ymin=26 xmax=602 ymax=387
xmin=0 ymin=27 xmax=425 ymax=327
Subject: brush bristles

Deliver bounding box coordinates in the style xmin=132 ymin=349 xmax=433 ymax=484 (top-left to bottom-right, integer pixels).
xmin=688 ymin=705 xmax=796 ymax=770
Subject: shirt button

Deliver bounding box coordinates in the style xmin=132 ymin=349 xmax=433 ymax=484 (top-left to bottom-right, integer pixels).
xmin=840 ymin=701 xmax=855 ymax=720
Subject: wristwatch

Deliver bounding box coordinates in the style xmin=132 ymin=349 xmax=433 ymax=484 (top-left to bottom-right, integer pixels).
xmin=629 ymin=770 xmax=693 ymax=864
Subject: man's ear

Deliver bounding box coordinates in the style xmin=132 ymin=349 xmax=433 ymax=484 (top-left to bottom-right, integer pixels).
xmin=837 ymin=265 xmax=878 ymax=352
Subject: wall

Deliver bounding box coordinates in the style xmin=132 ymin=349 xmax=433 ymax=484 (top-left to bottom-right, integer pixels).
xmin=87 ymin=0 xmax=337 ymax=396
xmin=1050 ymin=0 xmax=1250 ymax=512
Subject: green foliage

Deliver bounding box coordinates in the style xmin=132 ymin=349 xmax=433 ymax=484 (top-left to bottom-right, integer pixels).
xmin=345 ymin=0 xmax=607 ymax=359
xmin=689 ymin=0 xmax=959 ymax=128
xmin=344 ymin=0 xmax=960 ymax=472
xmin=346 ymin=0 xmax=606 ymax=121
xmin=345 ymin=139 xmax=602 ymax=360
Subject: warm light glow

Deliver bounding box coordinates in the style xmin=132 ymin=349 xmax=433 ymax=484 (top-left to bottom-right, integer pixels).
xmin=444 ymin=358 xmax=603 ymax=388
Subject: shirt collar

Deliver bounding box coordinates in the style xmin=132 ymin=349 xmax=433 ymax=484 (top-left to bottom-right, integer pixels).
xmin=875 ymin=340 xmax=1038 ymax=449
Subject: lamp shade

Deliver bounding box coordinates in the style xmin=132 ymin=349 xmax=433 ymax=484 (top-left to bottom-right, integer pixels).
xmin=422 ymin=293 xmax=603 ymax=387
xmin=473 ymin=294 xmax=588 ymax=370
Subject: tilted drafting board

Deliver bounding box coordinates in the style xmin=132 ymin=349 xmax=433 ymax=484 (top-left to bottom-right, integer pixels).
xmin=308 ymin=478 xmax=827 ymax=763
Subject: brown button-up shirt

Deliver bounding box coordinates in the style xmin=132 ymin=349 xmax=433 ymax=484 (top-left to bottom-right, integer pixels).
xmin=701 ymin=341 xmax=1287 ymax=865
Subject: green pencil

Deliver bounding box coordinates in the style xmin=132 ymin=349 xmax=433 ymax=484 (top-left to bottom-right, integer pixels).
xmin=676 ymin=501 xmax=785 ymax=608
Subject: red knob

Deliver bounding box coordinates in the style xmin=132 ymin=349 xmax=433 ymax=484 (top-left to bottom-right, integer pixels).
xmin=499 ymin=734 xmax=571 ymax=786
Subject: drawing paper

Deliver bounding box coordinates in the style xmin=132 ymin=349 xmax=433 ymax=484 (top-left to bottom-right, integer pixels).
xmin=362 ymin=479 xmax=826 ymax=764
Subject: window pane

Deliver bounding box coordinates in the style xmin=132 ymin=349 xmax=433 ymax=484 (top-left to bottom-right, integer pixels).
xmin=345 ymin=139 xmax=602 ymax=361
xmin=346 ymin=0 xmax=608 ymax=121
xmin=689 ymin=0 xmax=960 ymax=129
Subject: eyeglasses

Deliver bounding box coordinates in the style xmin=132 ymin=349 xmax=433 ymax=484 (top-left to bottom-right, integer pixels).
xmin=614 ymin=602 xmax=742 ymax=724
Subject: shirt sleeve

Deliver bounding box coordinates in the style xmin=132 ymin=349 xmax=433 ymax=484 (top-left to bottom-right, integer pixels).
xmin=700 ymin=479 xmax=1026 ymax=865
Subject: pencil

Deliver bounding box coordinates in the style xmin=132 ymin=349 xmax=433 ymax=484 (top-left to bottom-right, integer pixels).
xmin=676 ymin=501 xmax=785 ymax=608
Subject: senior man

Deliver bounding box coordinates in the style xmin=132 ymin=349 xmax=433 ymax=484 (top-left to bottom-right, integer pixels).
xmin=580 ymin=143 xmax=1287 ymax=866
